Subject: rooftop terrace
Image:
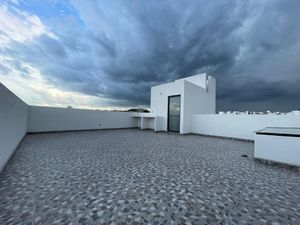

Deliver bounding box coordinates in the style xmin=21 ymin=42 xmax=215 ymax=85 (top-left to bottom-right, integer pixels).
xmin=0 ymin=129 xmax=299 ymax=224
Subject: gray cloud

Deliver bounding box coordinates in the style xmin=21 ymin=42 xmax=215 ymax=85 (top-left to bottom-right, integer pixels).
xmin=1 ymin=0 xmax=300 ymax=110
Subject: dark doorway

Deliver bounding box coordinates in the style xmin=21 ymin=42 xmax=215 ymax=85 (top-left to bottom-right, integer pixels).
xmin=168 ymin=95 xmax=181 ymax=132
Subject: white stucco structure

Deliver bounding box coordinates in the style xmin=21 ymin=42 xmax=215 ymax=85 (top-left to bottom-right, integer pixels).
xmin=28 ymin=106 xmax=136 ymax=133
xmin=254 ymin=128 xmax=300 ymax=166
xmin=192 ymin=114 xmax=300 ymax=140
xmin=0 ymin=83 xmax=28 ymax=172
xmin=149 ymin=73 xmax=216 ymax=134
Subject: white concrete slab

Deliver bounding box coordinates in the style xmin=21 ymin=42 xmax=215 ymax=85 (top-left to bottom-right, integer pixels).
xmin=255 ymin=127 xmax=300 ymax=166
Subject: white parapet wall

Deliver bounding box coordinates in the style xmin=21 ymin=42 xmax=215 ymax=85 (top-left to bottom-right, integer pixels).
xmin=0 ymin=83 xmax=28 ymax=172
xmin=192 ymin=114 xmax=300 ymax=140
xmin=27 ymin=106 xmax=138 ymax=133
xmin=254 ymin=128 xmax=300 ymax=166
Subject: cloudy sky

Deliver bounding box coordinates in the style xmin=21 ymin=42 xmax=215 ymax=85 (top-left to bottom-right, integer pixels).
xmin=0 ymin=0 xmax=299 ymax=111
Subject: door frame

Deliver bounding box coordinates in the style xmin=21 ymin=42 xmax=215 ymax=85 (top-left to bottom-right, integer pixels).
xmin=167 ymin=95 xmax=181 ymax=132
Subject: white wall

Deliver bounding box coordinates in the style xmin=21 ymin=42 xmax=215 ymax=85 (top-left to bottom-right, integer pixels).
xmin=183 ymin=76 xmax=215 ymax=133
xmin=141 ymin=117 xmax=155 ymax=130
xmin=177 ymin=74 xmax=208 ymax=89
xmin=255 ymin=134 xmax=300 ymax=166
xmin=0 ymin=83 xmax=28 ymax=172
xmin=27 ymin=106 xmax=137 ymax=133
xmin=192 ymin=114 xmax=300 ymax=140
xmin=150 ymin=74 xmax=215 ymax=134
xmin=150 ymin=79 xmax=185 ymax=133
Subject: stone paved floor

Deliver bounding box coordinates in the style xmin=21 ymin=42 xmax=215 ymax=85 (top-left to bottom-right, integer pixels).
xmin=0 ymin=129 xmax=299 ymax=225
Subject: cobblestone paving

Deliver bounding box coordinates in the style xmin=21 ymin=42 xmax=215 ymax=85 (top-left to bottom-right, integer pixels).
xmin=0 ymin=129 xmax=299 ymax=225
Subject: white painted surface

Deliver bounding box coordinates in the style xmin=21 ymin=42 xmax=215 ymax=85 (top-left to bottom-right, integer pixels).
xmin=255 ymin=134 xmax=300 ymax=166
xmin=151 ymin=77 xmax=185 ymax=133
xmin=132 ymin=113 xmax=156 ymax=130
xmin=0 ymin=83 xmax=28 ymax=171
xmin=131 ymin=113 xmax=165 ymax=132
xmin=27 ymin=106 xmax=137 ymax=133
xmin=183 ymin=76 xmax=215 ymax=133
xmin=132 ymin=113 xmax=156 ymax=118
xmin=192 ymin=114 xmax=300 ymax=140
xmin=154 ymin=116 xmax=164 ymax=132
xmin=150 ymin=74 xmax=216 ymax=134
xmin=141 ymin=117 xmax=155 ymax=130
xmin=176 ymin=74 xmax=208 ymax=89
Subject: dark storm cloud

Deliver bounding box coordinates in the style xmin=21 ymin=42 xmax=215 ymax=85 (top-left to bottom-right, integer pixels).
xmin=220 ymin=79 xmax=288 ymax=102
xmin=2 ymin=0 xmax=300 ymax=109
